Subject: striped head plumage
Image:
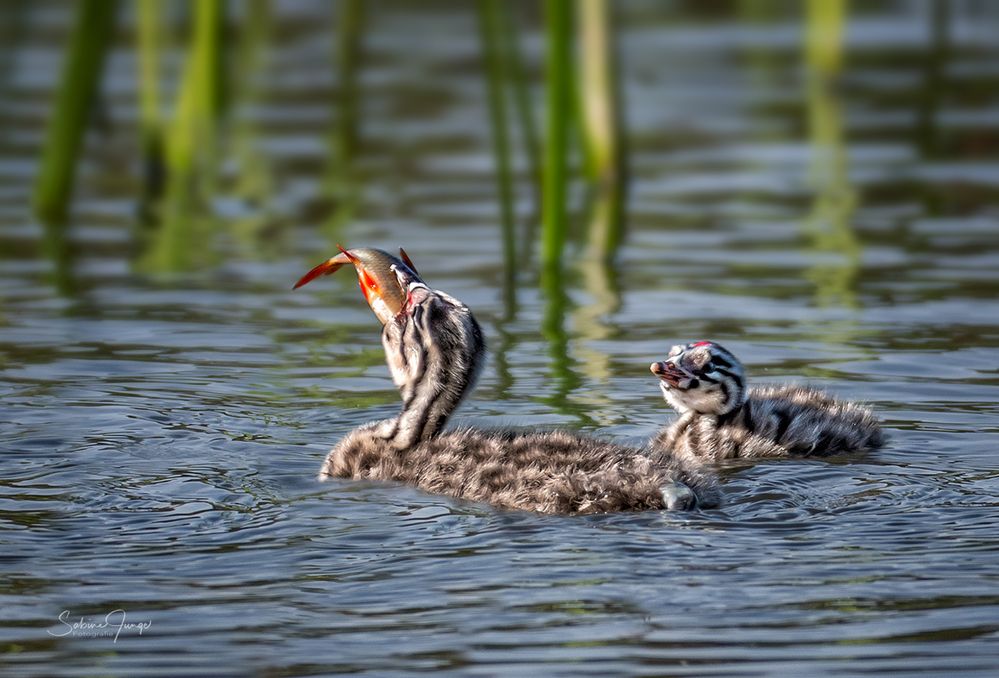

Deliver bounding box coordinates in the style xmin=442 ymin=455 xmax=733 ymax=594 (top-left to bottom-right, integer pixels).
xmin=381 ymin=260 xmax=484 ymax=404
xmin=650 ymin=341 xmax=747 ymax=415
xmin=294 ymin=246 xmax=485 ymax=448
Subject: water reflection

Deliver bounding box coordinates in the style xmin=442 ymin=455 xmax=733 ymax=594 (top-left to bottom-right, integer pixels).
xmin=3 ymin=3 xmax=999 ymax=676
xmin=491 ymin=320 xmax=516 ymax=398
xmin=540 ymin=262 xmax=587 ymax=422
xmin=230 ymin=0 xmax=274 ymax=210
xmin=572 ymin=256 xmax=621 ymax=424
xmin=804 ymin=0 xmax=860 ymax=313
xmin=136 ymin=0 xmax=165 ymax=210
xmin=917 ymin=0 xmax=949 ymax=162
xmin=478 ymin=0 xmax=518 ymax=312
xmin=141 ymin=188 xmax=218 ymax=272
xmin=323 ymin=0 xmax=365 ymax=234
xmin=140 ymin=0 xmax=223 ymax=273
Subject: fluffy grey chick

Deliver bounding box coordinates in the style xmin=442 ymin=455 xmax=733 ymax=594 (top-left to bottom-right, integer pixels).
xmin=650 ymin=341 xmax=884 ymax=463
xmin=303 ymin=251 xmax=721 ymax=514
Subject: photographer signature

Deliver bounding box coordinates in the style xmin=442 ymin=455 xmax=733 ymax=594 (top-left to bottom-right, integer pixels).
xmin=47 ymin=609 xmax=152 ymax=643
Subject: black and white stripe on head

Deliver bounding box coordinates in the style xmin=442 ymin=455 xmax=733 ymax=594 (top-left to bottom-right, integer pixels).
xmin=380 ymin=286 xmax=485 ymax=448
xmin=656 ymin=341 xmax=747 ymax=416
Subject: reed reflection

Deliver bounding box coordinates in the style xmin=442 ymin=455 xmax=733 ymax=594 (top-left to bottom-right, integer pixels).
xmin=917 ymin=0 xmax=949 ymax=163
xmin=571 ymin=256 xmax=621 ymax=425
xmin=229 ymin=0 xmax=279 ymax=256
xmin=142 ymin=0 xmax=223 ymax=272
xmin=324 ymin=0 xmax=365 ymax=235
xmin=478 ymin=0 xmax=518 ymax=311
xmin=540 ymin=262 xmax=589 ymax=423
xmin=803 ymin=0 xmax=860 ymax=312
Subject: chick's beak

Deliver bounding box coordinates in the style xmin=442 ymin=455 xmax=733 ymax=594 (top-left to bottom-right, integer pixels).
xmin=650 ymin=360 xmax=686 ymax=387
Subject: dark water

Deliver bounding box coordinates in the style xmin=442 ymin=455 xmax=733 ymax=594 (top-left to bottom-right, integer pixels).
xmin=3 ymin=2 xmax=999 ymax=675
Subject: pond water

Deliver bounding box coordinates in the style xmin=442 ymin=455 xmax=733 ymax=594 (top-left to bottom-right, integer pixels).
xmin=2 ymin=2 xmax=999 ymax=675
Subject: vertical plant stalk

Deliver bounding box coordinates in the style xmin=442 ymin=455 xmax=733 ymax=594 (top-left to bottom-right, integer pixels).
xmin=32 ymin=0 xmax=117 ymax=223
xmin=137 ymin=0 xmax=160 ymax=154
xmin=148 ymin=0 xmax=224 ymax=271
xmin=137 ymin=0 xmax=164 ymax=203
xmin=541 ymin=0 xmax=572 ymax=279
xmin=478 ymin=0 xmax=517 ymax=310
xmin=805 ymin=0 xmax=845 ymax=76
xmin=334 ymin=0 xmax=364 ymax=170
xmin=229 ymin=0 xmax=273 ymax=250
xmin=805 ymin=0 xmax=849 ymax=210
xmin=917 ymin=0 xmax=948 ymax=162
xmin=804 ymin=0 xmax=858 ymax=309
xmin=325 ymin=0 xmax=365 ymax=231
xmin=540 ymin=0 xmax=576 ymax=400
xmin=167 ymin=0 xmax=223 ymax=180
xmin=578 ymin=0 xmax=624 ymax=258
xmin=497 ymin=3 xmax=540 ymax=213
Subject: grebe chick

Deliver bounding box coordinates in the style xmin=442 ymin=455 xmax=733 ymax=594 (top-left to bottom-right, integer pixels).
xmin=650 ymin=341 xmax=884 ymax=462
xmin=294 ymin=247 xmax=720 ymax=514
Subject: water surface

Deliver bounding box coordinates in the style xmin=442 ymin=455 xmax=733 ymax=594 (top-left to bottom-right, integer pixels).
xmin=2 ymin=2 xmax=999 ymax=675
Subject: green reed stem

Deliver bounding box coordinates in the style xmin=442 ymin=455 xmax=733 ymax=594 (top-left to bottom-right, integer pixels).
xmin=806 ymin=0 xmax=845 ymax=76
xmin=147 ymin=0 xmax=224 ymax=272
xmin=137 ymin=0 xmax=160 ymax=153
xmin=167 ymin=0 xmax=223 ymax=179
xmin=804 ymin=0 xmax=859 ymax=309
xmin=478 ymin=0 xmax=517 ymax=308
xmin=231 ymin=0 xmax=272 ymax=206
xmin=137 ymin=0 xmax=164 ymax=203
xmin=324 ymin=0 xmax=365 ymax=232
xmin=917 ymin=0 xmax=948 ymax=160
xmin=32 ymin=0 xmax=117 ymax=223
xmin=540 ymin=0 xmax=577 ymax=402
xmin=578 ymin=0 xmax=615 ymax=181
xmin=541 ymin=0 xmax=572 ymax=275
xmin=805 ymin=0 xmax=848 ymax=192
xmin=497 ymin=3 xmax=540 ymax=200
xmin=578 ymin=0 xmax=624 ymax=257
xmin=333 ymin=0 xmax=364 ymax=170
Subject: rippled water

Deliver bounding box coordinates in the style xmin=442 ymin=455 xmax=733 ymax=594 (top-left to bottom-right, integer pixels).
xmin=3 ymin=2 xmax=999 ymax=675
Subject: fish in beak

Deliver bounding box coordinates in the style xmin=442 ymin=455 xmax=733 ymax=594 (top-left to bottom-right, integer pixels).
xmin=293 ymin=246 xmax=422 ymax=325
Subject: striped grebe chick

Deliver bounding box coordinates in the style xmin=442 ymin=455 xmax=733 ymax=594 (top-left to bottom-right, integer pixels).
xmin=294 ymin=247 xmax=720 ymax=514
xmin=650 ymin=341 xmax=884 ymax=462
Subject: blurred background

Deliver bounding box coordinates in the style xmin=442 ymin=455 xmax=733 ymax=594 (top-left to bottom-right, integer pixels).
xmin=2 ymin=1 xmax=999 ymax=675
